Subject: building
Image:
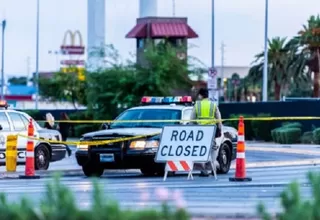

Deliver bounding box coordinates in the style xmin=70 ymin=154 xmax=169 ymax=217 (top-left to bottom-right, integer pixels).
xmin=125 ymin=16 xmax=198 ymax=66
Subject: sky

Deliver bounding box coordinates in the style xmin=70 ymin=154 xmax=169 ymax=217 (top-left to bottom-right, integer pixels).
xmin=0 ymin=0 xmax=320 ymax=77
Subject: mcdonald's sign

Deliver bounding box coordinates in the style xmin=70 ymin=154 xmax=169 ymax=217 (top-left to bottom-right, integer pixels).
xmin=60 ymin=67 xmax=85 ymax=81
xmin=60 ymin=30 xmax=85 ymax=55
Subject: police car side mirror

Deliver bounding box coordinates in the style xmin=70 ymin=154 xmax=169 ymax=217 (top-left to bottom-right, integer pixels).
xmin=0 ymin=125 xmax=2 ymax=130
xmin=101 ymin=123 xmax=110 ymax=130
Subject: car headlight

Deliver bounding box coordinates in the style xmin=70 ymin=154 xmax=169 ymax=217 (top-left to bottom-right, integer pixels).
xmin=77 ymin=144 xmax=89 ymax=150
xmin=129 ymin=139 xmax=159 ymax=149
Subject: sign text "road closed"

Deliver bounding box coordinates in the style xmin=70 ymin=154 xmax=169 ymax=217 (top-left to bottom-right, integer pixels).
xmin=155 ymin=125 xmax=216 ymax=162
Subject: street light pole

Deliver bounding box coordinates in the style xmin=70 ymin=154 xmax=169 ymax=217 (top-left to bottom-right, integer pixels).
xmin=211 ymin=0 xmax=214 ymax=69
xmin=35 ymin=0 xmax=40 ymax=109
xmin=208 ymin=0 xmax=216 ymax=102
xmin=1 ymin=20 xmax=6 ymax=100
xmin=262 ymin=0 xmax=269 ymax=102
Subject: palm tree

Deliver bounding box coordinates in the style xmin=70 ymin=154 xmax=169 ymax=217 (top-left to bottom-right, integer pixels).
xmin=248 ymin=37 xmax=300 ymax=100
xmin=297 ymin=15 xmax=320 ymax=97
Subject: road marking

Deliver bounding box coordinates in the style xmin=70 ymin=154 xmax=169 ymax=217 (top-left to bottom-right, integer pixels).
xmin=247 ymin=146 xmax=320 ymax=155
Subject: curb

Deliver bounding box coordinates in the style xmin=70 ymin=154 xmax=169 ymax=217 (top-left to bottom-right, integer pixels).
xmin=246 ymin=142 xmax=320 ymax=149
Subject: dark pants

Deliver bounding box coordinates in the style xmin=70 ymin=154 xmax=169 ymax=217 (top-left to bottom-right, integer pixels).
xmin=62 ymin=135 xmax=72 ymax=155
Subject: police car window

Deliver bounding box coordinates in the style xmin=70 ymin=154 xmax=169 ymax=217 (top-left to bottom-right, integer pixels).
xmin=0 ymin=112 xmax=10 ymax=131
xmin=8 ymin=112 xmax=27 ymax=131
xmin=182 ymin=109 xmax=192 ymax=120
xmin=19 ymin=115 xmax=30 ymax=127
xmin=111 ymin=109 xmax=181 ymax=128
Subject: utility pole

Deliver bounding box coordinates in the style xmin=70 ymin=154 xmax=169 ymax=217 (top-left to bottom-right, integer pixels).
xmin=1 ymin=19 xmax=6 ymax=100
xmin=35 ymin=0 xmax=40 ymax=109
xmin=262 ymin=0 xmax=269 ymax=102
xmin=208 ymin=0 xmax=216 ymax=102
xmin=172 ymin=0 xmax=176 ymax=16
xmin=220 ymin=42 xmax=226 ymax=100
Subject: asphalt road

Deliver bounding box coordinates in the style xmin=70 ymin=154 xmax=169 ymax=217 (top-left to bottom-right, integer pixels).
xmin=0 ymin=145 xmax=319 ymax=218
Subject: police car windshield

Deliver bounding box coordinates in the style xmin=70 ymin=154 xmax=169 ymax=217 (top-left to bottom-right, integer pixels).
xmin=110 ymin=109 xmax=181 ymax=129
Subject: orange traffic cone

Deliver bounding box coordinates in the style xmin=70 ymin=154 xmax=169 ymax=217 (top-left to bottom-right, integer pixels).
xmin=19 ymin=119 xmax=40 ymax=179
xmin=229 ymin=116 xmax=252 ymax=182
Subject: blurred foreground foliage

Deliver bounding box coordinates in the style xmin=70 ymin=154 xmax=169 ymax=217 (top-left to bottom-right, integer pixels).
xmin=0 ymin=174 xmax=189 ymax=220
xmin=258 ymin=171 xmax=320 ymax=220
xmin=1 ymin=172 xmax=320 ymax=219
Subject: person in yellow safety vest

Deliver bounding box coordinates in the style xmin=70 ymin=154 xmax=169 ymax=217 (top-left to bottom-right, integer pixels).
xmin=190 ymin=88 xmax=222 ymax=177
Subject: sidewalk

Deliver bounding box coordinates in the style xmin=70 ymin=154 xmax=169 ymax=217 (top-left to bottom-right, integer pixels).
xmin=246 ymin=141 xmax=320 ymax=149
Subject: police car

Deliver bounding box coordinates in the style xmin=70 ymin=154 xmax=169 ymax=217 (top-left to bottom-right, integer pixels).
xmin=75 ymin=96 xmax=238 ymax=177
xmin=0 ymin=101 xmax=67 ymax=170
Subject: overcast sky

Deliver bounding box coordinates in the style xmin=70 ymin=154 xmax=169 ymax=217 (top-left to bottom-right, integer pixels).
xmin=1 ymin=0 xmax=319 ymax=77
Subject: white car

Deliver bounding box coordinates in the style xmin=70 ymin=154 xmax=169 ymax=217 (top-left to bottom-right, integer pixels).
xmin=0 ymin=102 xmax=67 ymax=170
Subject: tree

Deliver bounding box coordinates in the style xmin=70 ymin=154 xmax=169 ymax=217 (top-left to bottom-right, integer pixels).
xmin=297 ymin=14 xmax=320 ymax=97
xmin=8 ymin=76 xmax=27 ymax=85
xmin=133 ymin=42 xmax=194 ymax=96
xmin=39 ymin=70 xmax=87 ymax=109
xmin=86 ymin=43 xmax=201 ymax=120
xmin=248 ymin=37 xmax=304 ymax=100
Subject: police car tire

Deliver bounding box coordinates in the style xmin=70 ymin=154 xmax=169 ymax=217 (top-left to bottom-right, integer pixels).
xmin=216 ymin=143 xmax=231 ymax=174
xmin=82 ymin=163 xmax=104 ymax=177
xmin=35 ymin=145 xmax=50 ymax=170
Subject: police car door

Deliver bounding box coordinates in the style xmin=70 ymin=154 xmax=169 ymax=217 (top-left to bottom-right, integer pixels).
xmin=181 ymin=108 xmax=192 ymax=125
xmin=0 ymin=112 xmax=12 ymax=163
xmin=7 ymin=112 xmax=30 ymax=163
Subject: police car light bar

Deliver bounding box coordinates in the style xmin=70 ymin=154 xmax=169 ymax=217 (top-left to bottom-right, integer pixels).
xmin=141 ymin=96 xmax=192 ymax=104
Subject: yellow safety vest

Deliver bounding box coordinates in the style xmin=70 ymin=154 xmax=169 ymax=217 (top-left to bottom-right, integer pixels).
xmin=195 ymin=99 xmax=217 ymax=125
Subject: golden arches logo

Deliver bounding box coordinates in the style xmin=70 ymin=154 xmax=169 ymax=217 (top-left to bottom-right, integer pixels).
xmin=60 ymin=30 xmax=85 ymax=55
xmin=62 ymin=30 xmax=83 ymax=47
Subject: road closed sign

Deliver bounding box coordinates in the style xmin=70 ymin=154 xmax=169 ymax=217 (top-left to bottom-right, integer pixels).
xmin=155 ymin=125 xmax=216 ymax=163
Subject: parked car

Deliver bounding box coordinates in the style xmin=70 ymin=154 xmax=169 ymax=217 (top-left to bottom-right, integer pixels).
xmin=0 ymin=101 xmax=67 ymax=170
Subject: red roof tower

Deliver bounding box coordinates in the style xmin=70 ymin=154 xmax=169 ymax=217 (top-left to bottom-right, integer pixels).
xmin=125 ymin=17 xmax=198 ymax=65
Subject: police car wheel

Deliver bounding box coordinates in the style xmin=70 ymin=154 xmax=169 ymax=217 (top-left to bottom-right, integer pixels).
xmin=82 ymin=163 xmax=104 ymax=177
xmin=35 ymin=145 xmax=50 ymax=170
xmin=216 ymin=143 xmax=231 ymax=174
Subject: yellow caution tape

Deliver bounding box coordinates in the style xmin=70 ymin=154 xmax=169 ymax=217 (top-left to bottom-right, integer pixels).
xmin=16 ymin=132 xmax=161 ymax=146
xmin=22 ymin=116 xmax=320 ymax=147
xmin=36 ymin=116 xmax=320 ymax=124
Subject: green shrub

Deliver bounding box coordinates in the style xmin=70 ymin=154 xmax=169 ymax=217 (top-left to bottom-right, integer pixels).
xmin=282 ymin=122 xmax=302 ymax=129
xmin=271 ymin=126 xmax=302 ymax=144
xmin=0 ymin=174 xmax=190 ymax=220
xmin=312 ymin=128 xmax=320 ymax=144
xmin=301 ymin=131 xmax=313 ymax=144
xmin=278 ymin=128 xmax=287 ymax=144
xmin=271 ymin=127 xmax=279 ymax=142
xmin=278 ymin=128 xmax=289 ymax=144
xmin=258 ymin=171 xmax=320 ymax=219
xmin=251 ymin=113 xmax=273 ymax=141
xmin=282 ymin=127 xmax=302 ymax=144
xmin=224 ymin=114 xmax=254 ymax=140
xmin=271 ymin=127 xmax=284 ymax=143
